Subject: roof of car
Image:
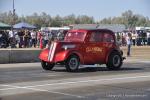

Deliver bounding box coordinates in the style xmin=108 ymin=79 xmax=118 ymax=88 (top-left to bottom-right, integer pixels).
xmin=69 ymin=28 xmax=114 ymax=34
xmin=81 ymin=28 xmax=113 ymax=31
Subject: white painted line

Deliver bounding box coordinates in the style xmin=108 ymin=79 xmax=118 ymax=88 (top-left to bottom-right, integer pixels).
xmin=125 ymin=59 xmax=150 ymax=63
xmin=0 ymin=87 xmax=18 ymax=91
xmin=50 ymin=42 xmax=57 ymax=61
xmin=1 ymin=75 xmax=150 ymax=98
xmin=0 ymin=84 xmax=84 ymax=98
xmin=23 ymin=75 xmax=150 ymax=88
xmin=2 ymin=75 xmax=150 ymax=89
xmin=21 ymin=87 xmax=84 ymax=98
xmin=139 ymin=61 xmax=150 ymax=63
xmin=146 ymin=88 xmax=150 ymax=91
xmin=47 ymin=74 xmax=58 ymax=76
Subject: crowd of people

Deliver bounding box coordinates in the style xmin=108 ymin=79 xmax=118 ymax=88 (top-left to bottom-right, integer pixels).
xmin=0 ymin=29 xmax=150 ymax=49
xmin=115 ymin=30 xmax=150 ymax=46
xmin=0 ymin=29 xmax=66 ymax=48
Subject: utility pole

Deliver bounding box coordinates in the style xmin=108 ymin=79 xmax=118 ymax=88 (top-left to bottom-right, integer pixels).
xmin=10 ymin=0 xmax=16 ymax=48
xmin=12 ymin=0 xmax=15 ymax=27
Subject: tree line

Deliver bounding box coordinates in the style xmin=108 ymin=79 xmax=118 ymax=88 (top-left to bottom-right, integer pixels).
xmin=0 ymin=10 xmax=150 ymax=28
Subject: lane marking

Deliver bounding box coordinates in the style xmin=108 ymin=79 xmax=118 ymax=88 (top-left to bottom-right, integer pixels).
xmin=146 ymin=88 xmax=150 ymax=91
xmin=0 ymin=87 xmax=17 ymax=91
xmin=1 ymin=75 xmax=150 ymax=89
xmin=1 ymin=75 xmax=150 ymax=98
xmin=125 ymin=59 xmax=150 ymax=63
xmin=24 ymin=75 xmax=150 ymax=88
xmin=139 ymin=61 xmax=150 ymax=63
xmin=0 ymin=84 xmax=84 ymax=98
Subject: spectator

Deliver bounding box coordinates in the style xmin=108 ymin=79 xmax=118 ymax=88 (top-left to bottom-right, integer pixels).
xmin=0 ymin=30 xmax=9 ymax=48
xmin=18 ymin=30 xmax=24 ymax=48
xmin=57 ymin=30 xmax=64 ymax=41
xmin=23 ymin=30 xmax=30 ymax=48
xmin=30 ymin=30 xmax=37 ymax=48
xmin=43 ymin=32 xmax=49 ymax=48
xmin=9 ymin=30 xmax=16 ymax=48
xmin=126 ymin=33 xmax=132 ymax=56
xmin=132 ymin=32 xmax=137 ymax=46
xmin=47 ymin=31 xmax=53 ymax=47
xmin=147 ymin=31 xmax=150 ymax=45
xmin=142 ymin=31 xmax=147 ymax=45
xmin=122 ymin=32 xmax=127 ymax=46
xmin=14 ymin=31 xmax=20 ymax=48
xmin=37 ymin=30 xmax=42 ymax=48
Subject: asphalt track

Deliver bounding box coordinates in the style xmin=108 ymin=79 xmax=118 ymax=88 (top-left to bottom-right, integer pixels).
xmin=0 ymin=59 xmax=150 ymax=100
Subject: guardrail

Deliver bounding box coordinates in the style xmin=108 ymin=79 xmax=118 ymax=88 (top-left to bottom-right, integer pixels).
xmin=0 ymin=46 xmax=149 ymax=64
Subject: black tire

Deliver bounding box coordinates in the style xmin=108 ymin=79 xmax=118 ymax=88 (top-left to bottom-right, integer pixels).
xmin=65 ymin=55 xmax=80 ymax=72
xmin=41 ymin=61 xmax=55 ymax=70
xmin=106 ymin=51 xmax=123 ymax=70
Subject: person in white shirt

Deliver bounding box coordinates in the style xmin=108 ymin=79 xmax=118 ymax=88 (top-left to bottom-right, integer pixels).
xmin=147 ymin=31 xmax=150 ymax=45
xmin=9 ymin=30 xmax=16 ymax=48
xmin=126 ymin=33 xmax=132 ymax=56
xmin=31 ymin=31 xmax=37 ymax=48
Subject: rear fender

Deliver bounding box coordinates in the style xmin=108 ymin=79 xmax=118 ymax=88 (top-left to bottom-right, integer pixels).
xmin=105 ymin=49 xmax=121 ymax=63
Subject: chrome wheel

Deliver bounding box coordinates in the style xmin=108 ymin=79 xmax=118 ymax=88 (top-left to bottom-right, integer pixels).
xmin=65 ymin=55 xmax=80 ymax=72
xmin=106 ymin=51 xmax=122 ymax=70
xmin=69 ymin=58 xmax=78 ymax=70
xmin=113 ymin=55 xmax=121 ymax=67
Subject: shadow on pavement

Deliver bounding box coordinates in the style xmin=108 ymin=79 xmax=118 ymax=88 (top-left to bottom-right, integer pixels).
xmin=52 ymin=67 xmax=144 ymax=73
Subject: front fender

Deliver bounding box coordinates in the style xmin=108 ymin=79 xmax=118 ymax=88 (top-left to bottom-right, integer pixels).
xmin=54 ymin=50 xmax=84 ymax=64
xmin=39 ymin=48 xmax=49 ymax=62
xmin=54 ymin=50 xmax=69 ymax=62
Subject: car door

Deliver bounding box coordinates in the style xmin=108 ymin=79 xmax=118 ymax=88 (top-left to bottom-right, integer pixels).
xmin=83 ymin=31 xmax=105 ymax=64
xmin=102 ymin=32 xmax=115 ymax=61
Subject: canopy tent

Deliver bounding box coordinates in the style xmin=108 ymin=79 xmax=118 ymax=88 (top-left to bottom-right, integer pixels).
xmin=13 ymin=22 xmax=36 ymax=29
xmin=0 ymin=22 xmax=11 ymax=29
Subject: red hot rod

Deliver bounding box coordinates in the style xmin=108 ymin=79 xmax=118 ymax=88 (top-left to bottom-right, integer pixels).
xmin=39 ymin=29 xmax=125 ymax=72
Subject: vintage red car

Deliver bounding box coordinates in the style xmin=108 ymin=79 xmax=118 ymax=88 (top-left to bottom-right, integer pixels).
xmin=39 ymin=29 xmax=125 ymax=72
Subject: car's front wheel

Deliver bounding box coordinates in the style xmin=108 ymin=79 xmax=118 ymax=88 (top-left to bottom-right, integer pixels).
xmin=41 ymin=61 xmax=55 ymax=70
xmin=65 ymin=55 xmax=80 ymax=72
xmin=106 ymin=51 xmax=122 ymax=70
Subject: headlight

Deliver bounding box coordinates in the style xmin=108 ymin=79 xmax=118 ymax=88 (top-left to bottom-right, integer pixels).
xmin=62 ymin=45 xmax=76 ymax=50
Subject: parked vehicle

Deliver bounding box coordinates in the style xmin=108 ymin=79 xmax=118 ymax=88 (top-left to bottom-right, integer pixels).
xmin=39 ymin=29 xmax=125 ymax=72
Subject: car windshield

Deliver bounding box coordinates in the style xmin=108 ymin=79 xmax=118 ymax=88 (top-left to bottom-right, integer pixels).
xmin=64 ymin=32 xmax=86 ymax=41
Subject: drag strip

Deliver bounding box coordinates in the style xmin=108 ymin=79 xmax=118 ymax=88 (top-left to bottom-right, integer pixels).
xmin=0 ymin=61 xmax=150 ymax=100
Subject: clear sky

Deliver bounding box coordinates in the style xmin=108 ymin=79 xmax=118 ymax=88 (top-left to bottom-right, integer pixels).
xmin=0 ymin=0 xmax=150 ymax=21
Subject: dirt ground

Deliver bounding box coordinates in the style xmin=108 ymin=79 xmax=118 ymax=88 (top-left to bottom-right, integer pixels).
xmin=121 ymin=46 xmax=150 ymax=60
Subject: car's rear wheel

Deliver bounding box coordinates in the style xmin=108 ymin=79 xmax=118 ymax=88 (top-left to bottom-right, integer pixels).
xmin=106 ymin=51 xmax=122 ymax=70
xmin=65 ymin=55 xmax=80 ymax=72
xmin=41 ymin=61 xmax=55 ymax=70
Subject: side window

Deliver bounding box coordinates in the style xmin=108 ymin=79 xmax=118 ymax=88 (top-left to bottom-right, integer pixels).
xmin=90 ymin=32 xmax=103 ymax=42
xmin=103 ymin=33 xmax=114 ymax=43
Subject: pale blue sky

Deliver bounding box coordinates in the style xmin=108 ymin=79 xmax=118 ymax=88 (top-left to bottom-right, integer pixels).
xmin=0 ymin=0 xmax=150 ymax=21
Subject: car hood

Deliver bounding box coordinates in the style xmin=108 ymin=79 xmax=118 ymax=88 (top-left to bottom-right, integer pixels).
xmin=49 ymin=41 xmax=83 ymax=50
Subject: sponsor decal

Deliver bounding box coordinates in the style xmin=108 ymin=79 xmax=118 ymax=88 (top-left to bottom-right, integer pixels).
xmin=86 ymin=47 xmax=102 ymax=53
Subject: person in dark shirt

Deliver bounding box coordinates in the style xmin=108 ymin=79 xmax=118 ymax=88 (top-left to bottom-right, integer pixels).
xmin=23 ymin=30 xmax=30 ymax=48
